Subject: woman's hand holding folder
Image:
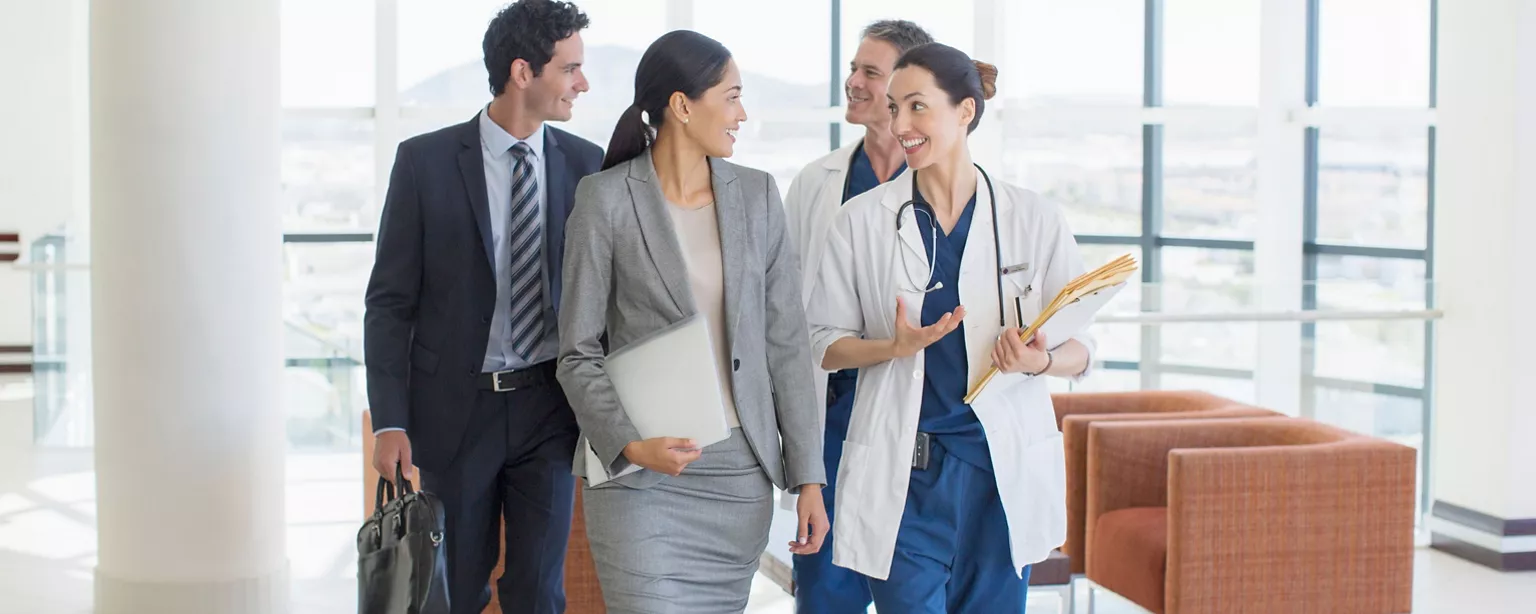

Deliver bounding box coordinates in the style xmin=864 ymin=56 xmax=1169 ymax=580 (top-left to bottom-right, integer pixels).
xmin=622 ymin=437 xmax=703 ymax=476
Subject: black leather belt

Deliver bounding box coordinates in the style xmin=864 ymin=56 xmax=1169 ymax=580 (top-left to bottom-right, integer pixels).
xmin=478 ymin=361 xmax=556 ymax=392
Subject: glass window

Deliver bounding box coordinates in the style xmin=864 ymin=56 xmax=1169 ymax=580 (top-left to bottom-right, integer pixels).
xmin=1162 ymin=0 xmax=1261 ymax=106
xmin=1159 ymin=372 xmax=1257 ymax=404
xmin=1311 ymin=320 xmax=1424 ymax=388
xmin=1311 ymin=255 xmax=1427 ymax=388
xmin=1003 ymin=118 xmax=1142 ymax=236
xmin=1312 ymin=386 xmax=1423 ymax=446
xmin=1157 ymin=247 xmax=1256 ymax=369
xmin=842 ymin=0 xmax=975 ymax=62
xmin=1314 ymin=254 xmax=1427 ymax=311
xmin=698 ymin=1 xmax=832 ymax=195
xmin=397 ymin=0 xmax=668 ymax=110
xmin=281 ymin=0 xmax=375 ymax=107
xmin=1006 ymin=0 xmax=1142 ymax=107
xmin=283 ymin=241 xmax=373 ymax=450
xmin=1161 ymin=119 xmax=1259 ymax=239
xmin=281 ymin=116 xmax=375 ymax=232
xmin=1076 ymin=244 xmax=1142 ymax=365
xmin=1317 ymin=0 xmax=1432 ymax=107
xmin=698 ymin=0 xmax=828 ymax=111
xmin=1070 ymin=367 xmax=1141 ymax=393
xmin=1315 ymin=126 xmax=1430 ymax=249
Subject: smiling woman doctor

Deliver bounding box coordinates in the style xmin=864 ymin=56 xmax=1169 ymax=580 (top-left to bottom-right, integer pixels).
xmin=805 ymin=43 xmax=1097 ymax=613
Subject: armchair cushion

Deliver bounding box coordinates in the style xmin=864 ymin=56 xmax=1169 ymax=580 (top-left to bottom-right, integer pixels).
xmin=1090 ymin=507 xmax=1168 ymax=614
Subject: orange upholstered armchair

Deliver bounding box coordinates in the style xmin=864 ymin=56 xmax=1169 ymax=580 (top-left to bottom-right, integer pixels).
xmin=1084 ymin=416 xmax=1416 ymax=614
xmin=362 ymin=411 xmax=606 ymax=614
xmin=1052 ymin=390 xmax=1279 ymax=573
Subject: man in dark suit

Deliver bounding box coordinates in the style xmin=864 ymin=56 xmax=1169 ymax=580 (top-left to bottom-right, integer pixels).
xmin=363 ymin=2 xmax=603 ymax=612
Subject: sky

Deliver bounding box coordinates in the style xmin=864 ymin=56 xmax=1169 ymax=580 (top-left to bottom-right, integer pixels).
xmin=279 ymin=0 xmax=1432 ymax=109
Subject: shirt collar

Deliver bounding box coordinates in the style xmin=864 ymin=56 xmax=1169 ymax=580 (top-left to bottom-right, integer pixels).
xmin=479 ymin=106 xmax=546 ymax=160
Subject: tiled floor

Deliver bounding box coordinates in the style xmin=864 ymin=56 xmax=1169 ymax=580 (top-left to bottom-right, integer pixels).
xmin=1 ymin=380 xmax=1531 ymax=613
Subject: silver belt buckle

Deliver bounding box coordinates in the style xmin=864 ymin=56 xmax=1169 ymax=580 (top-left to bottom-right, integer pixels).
xmin=492 ymin=369 xmax=516 ymax=392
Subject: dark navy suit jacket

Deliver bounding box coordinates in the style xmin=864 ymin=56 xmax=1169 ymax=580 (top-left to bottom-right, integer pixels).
xmin=363 ymin=114 xmax=604 ymax=472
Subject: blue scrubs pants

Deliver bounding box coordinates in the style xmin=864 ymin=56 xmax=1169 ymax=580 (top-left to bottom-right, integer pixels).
xmin=866 ymin=438 xmax=1032 ymax=614
xmin=792 ymin=374 xmax=874 ymax=613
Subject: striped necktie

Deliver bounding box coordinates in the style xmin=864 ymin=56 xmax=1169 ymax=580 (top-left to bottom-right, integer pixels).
xmin=504 ymin=142 xmax=543 ymax=360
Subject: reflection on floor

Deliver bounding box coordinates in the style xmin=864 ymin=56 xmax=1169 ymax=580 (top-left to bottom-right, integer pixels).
xmin=0 ymin=397 xmax=1530 ymax=613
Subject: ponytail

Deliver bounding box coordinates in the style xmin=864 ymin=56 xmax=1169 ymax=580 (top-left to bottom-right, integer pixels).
xmin=602 ymin=104 xmax=654 ymax=171
xmin=602 ymin=31 xmax=733 ymax=171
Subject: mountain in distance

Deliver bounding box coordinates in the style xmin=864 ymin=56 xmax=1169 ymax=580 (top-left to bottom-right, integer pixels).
xmin=401 ymin=44 xmax=827 ymax=110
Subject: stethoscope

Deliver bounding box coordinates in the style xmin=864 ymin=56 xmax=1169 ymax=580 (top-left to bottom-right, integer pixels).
xmin=894 ymin=164 xmax=1007 ymax=327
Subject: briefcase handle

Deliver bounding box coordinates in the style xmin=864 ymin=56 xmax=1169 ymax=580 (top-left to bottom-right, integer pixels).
xmin=372 ymin=462 xmax=417 ymax=511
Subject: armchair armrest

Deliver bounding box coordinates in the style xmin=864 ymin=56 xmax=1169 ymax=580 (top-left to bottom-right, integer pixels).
xmin=1165 ymin=440 xmax=1416 ymax=613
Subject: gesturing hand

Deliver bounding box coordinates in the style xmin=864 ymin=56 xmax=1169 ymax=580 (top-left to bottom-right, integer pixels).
xmin=891 ymin=297 xmax=966 ymax=358
xmin=622 ymin=437 xmax=703 ymax=477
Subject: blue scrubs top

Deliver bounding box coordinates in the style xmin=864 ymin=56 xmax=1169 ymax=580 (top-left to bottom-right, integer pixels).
xmin=830 ymin=143 xmax=907 ymax=384
xmin=913 ymin=187 xmax=993 ymax=472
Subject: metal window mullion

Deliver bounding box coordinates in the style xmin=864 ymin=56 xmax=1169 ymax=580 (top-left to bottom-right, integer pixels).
xmin=829 ymin=0 xmax=841 ymax=150
xmin=1301 ymin=126 xmax=1321 ymax=420
xmin=1140 ymin=0 xmax=1164 ymax=391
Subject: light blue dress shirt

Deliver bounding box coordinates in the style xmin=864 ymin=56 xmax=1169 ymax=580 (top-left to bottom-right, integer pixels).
xmin=478 ymin=108 xmax=559 ymax=373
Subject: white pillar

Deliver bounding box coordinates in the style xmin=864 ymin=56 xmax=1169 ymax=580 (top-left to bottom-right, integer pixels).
xmin=90 ymin=0 xmax=288 ymax=611
xmin=1252 ymin=0 xmax=1308 ymax=416
xmin=1429 ymin=0 xmax=1536 ymax=572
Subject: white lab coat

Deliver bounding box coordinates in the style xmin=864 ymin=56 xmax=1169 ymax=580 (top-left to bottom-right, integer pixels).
xmin=783 ymin=141 xmax=862 ymax=408
xmin=777 ymin=141 xmax=862 ymax=512
xmin=805 ymin=165 xmax=1096 ymax=581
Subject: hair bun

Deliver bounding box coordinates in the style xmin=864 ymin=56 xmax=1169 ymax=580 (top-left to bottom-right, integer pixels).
xmin=973 ymin=60 xmax=998 ymax=100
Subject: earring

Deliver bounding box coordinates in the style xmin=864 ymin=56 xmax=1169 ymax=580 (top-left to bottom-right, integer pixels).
xmin=683 ymin=117 xmax=690 ymax=124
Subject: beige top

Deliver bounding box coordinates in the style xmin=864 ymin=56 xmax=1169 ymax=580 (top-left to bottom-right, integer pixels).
xmin=666 ymin=201 xmax=744 ymax=429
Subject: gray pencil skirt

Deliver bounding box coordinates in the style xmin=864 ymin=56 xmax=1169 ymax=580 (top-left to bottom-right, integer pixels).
xmin=582 ymin=428 xmax=774 ymax=614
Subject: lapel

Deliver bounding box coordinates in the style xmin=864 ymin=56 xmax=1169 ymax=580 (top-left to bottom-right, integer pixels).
xmin=543 ymin=128 xmax=572 ymax=312
xmin=710 ymin=159 xmax=746 ymax=338
xmin=625 ymin=151 xmax=693 ymax=319
xmin=456 ymin=115 xmax=495 ymax=268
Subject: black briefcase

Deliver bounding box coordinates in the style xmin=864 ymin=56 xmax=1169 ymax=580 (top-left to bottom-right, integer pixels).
xmin=357 ymin=464 xmax=450 ymax=614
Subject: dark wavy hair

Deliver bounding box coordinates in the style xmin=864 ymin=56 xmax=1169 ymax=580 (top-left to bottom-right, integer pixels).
xmin=601 ymin=30 xmax=733 ymax=171
xmin=482 ymin=0 xmax=590 ymax=97
xmin=895 ymin=43 xmax=999 ymax=134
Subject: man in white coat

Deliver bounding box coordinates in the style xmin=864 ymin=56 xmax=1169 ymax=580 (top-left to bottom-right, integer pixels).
xmin=780 ymin=19 xmax=933 ymax=614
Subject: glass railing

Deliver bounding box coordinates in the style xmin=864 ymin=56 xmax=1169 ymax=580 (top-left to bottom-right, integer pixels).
xmin=15 ymin=247 xmax=1438 ymax=449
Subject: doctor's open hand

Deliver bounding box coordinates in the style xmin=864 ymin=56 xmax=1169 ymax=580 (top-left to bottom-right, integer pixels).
xmin=623 ymin=437 xmax=703 ymax=477
xmin=992 ymin=328 xmax=1051 ymax=375
xmin=890 ymin=298 xmax=967 ymax=358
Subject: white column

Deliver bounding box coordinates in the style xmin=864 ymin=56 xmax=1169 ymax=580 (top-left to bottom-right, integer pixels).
xmin=1430 ymin=0 xmax=1536 ymax=572
xmin=1251 ymin=0 xmax=1308 ymax=416
xmin=90 ymin=0 xmax=289 ymax=611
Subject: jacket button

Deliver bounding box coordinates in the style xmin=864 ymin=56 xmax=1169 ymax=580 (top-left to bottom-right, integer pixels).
xmin=481 ymin=316 xmax=490 ymax=324
xmin=733 ymin=358 xmax=740 ymax=371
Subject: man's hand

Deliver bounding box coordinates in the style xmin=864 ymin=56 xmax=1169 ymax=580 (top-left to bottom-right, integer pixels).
xmin=373 ymin=430 xmax=415 ymax=483
xmin=992 ymin=328 xmax=1051 ymax=375
xmin=891 ymin=297 xmax=965 ymax=358
xmin=622 ymin=438 xmax=703 ymax=476
xmin=790 ymin=484 xmax=830 ymax=555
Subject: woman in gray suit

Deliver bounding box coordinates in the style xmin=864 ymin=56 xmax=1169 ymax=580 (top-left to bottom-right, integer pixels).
xmin=555 ymin=30 xmax=830 ymax=613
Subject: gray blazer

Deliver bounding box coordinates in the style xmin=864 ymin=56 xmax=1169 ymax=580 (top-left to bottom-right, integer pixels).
xmin=556 ymin=150 xmax=827 ymax=492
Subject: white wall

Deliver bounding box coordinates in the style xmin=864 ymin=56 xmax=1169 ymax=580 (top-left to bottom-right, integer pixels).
xmin=0 ymin=0 xmax=89 ymax=346
xmin=1433 ymin=0 xmax=1536 ymax=521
